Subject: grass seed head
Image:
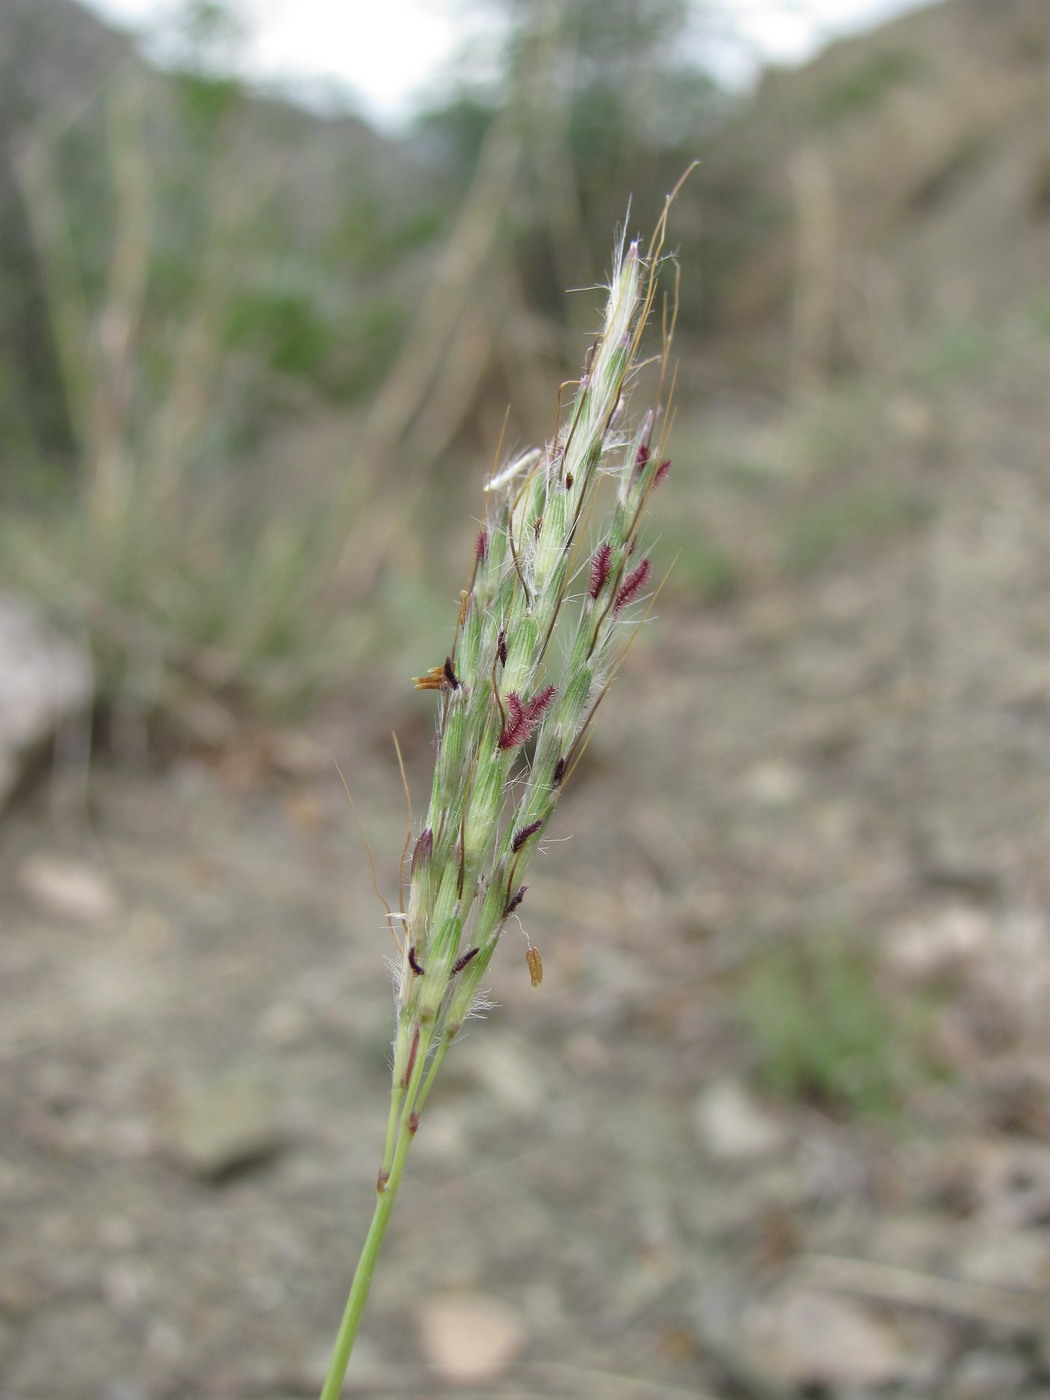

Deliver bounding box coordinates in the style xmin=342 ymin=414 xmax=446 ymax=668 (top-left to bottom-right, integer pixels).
xmin=396 ymin=219 xmax=677 ymax=1039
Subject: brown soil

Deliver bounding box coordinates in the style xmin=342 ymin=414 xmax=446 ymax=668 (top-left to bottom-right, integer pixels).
xmin=3 ymin=314 xmax=1049 ymax=1398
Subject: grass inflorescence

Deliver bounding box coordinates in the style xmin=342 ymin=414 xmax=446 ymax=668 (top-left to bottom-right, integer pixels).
xmin=319 ymin=190 xmax=688 ymax=1398
xmin=393 ymin=234 xmax=675 ymax=1120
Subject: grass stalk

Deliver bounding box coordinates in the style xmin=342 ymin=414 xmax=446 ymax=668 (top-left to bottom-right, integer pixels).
xmin=317 ymin=1125 xmax=412 ymax=1400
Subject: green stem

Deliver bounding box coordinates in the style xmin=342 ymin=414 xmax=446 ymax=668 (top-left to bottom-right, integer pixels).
xmin=319 ymin=1022 xmax=435 ymax=1399
xmin=380 ymin=1074 xmax=406 ymax=1177
xmin=318 ymin=1123 xmax=413 ymax=1400
xmin=414 ymin=1030 xmax=453 ymax=1116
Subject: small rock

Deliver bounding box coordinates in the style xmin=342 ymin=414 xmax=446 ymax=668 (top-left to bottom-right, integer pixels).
xmin=0 ymin=592 xmax=92 ymax=808
xmin=268 ymin=728 xmax=330 ymax=777
xmin=693 ymin=1078 xmax=786 ymax=1162
xmin=101 ymin=1260 xmax=152 ymax=1316
xmin=883 ymin=905 xmax=992 ymax=984
xmin=417 ymin=1293 xmax=524 ymax=1382
xmin=459 ymin=1033 xmax=545 ymax=1116
xmin=743 ymin=1285 xmax=909 ymax=1388
xmin=866 ymin=1211 xmax=953 ymax=1270
xmin=972 ymin=1140 xmax=1050 ymax=1228
xmin=944 ymin=1348 xmax=1029 ymax=1400
xmin=284 ymin=788 xmax=326 ymax=833
xmin=743 ymin=761 xmax=804 ymax=808
xmin=257 ymin=999 xmax=313 ymax=1049
xmin=956 ymin=1225 xmax=1050 ymax=1291
xmin=980 ymin=1059 xmax=1050 ymax=1137
xmin=18 ymin=854 xmax=117 ymax=924
xmin=160 ymin=1067 xmax=285 ymax=1181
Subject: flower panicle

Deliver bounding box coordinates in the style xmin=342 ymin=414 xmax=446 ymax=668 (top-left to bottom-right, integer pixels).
xmin=318 ymin=187 xmax=694 ymax=1400
xmin=393 ymin=221 xmax=675 ymax=1096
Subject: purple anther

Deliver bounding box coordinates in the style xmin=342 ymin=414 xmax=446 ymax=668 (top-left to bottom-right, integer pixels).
xmin=614 ymin=558 xmax=651 ymax=613
xmin=511 ymin=819 xmax=543 ymax=853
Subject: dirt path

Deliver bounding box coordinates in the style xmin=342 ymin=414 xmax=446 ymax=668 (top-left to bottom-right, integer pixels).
xmin=2 ymin=381 xmax=1050 ymax=1398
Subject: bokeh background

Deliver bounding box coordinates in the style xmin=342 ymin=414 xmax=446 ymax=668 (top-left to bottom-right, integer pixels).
xmin=2 ymin=1 xmax=1049 ymax=1397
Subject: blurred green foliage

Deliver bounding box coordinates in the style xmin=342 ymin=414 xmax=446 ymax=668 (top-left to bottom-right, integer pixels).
xmin=781 ymin=485 xmax=929 ymax=574
xmin=226 ymin=283 xmax=339 ymax=383
xmin=9 ymin=0 xmax=978 ymax=736
xmin=1 ymin=0 xmax=736 ymax=487
xmin=165 ymin=0 xmax=246 ymax=134
xmin=0 ymin=5 xmax=78 ymax=463
xmin=0 ymin=0 xmax=453 ymax=727
xmin=807 ymin=48 xmax=923 ymax=128
xmin=1028 ymin=293 xmax=1050 ymax=337
xmin=6 ymin=0 xmax=979 ymax=732
xmin=413 ymin=0 xmax=726 ymax=315
xmin=659 ymin=523 xmax=740 ymax=603
xmin=913 ymin=316 xmax=997 ymax=388
xmin=735 ymin=928 xmax=939 ymax=1121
